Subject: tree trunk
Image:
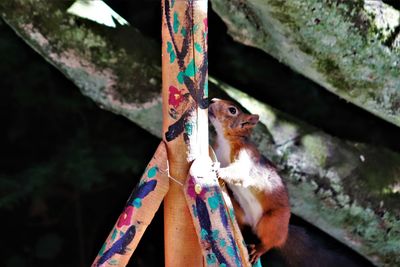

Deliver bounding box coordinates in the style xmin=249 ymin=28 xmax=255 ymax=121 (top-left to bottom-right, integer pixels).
xmin=210 ymin=0 xmax=400 ymax=128
xmin=1 ymin=1 xmax=400 ymax=266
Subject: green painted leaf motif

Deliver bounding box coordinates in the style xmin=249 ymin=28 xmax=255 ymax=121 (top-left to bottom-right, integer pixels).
xmin=111 ymin=228 xmax=118 ymax=241
xmin=185 ymin=59 xmax=197 ymax=77
xmin=194 ymin=42 xmax=202 ymax=53
xmin=207 ymin=194 xmax=220 ymax=211
xmin=173 ymin=12 xmax=180 ymax=34
xmin=229 ymin=207 xmax=235 ymax=220
xmin=170 ymin=51 xmax=176 ymax=63
xmin=109 ymin=259 xmax=118 ymax=265
xmin=147 ymin=166 xmax=157 ymax=178
xmin=99 ymin=242 xmax=106 ymax=256
xmin=204 ymin=80 xmax=208 ymax=97
xmin=133 ymin=198 xmax=142 ymax=208
xmin=171 ymin=0 xmax=176 ymax=8
xmin=193 ymin=24 xmax=199 ymax=33
xmin=167 ymin=41 xmax=173 ymax=53
xmin=167 ymin=41 xmax=176 ymax=63
xmin=192 ymin=204 xmax=198 ymax=218
xmin=226 ymin=246 xmax=235 ymax=257
xmin=185 ymin=122 xmax=193 ymax=136
xmin=211 ymin=229 xmax=220 ymax=240
xmin=181 ymin=27 xmax=187 ymax=37
xmin=177 ymin=72 xmax=184 ymax=84
xmin=200 ymin=228 xmax=208 ymax=240
xmin=206 ymin=253 xmax=217 ymax=264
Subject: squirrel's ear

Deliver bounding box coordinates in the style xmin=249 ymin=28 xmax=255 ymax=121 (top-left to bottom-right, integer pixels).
xmin=210 ymin=98 xmax=221 ymax=104
xmin=249 ymin=114 xmax=259 ymax=125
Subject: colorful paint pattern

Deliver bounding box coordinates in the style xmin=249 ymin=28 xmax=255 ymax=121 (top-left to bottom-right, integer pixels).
xmin=163 ymin=0 xmax=208 ymax=143
xmin=95 ymin=225 xmax=136 ymax=266
xmin=186 ymin=174 xmax=244 ymax=266
xmin=94 ymin=174 xmax=158 ymax=266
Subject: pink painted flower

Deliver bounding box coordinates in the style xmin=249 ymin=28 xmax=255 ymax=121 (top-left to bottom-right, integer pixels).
xmin=203 ymin=18 xmax=208 ymax=32
xmin=117 ymin=206 xmax=134 ymax=228
xmin=168 ymin=85 xmax=184 ymax=109
xmin=186 ymin=175 xmax=207 ymax=199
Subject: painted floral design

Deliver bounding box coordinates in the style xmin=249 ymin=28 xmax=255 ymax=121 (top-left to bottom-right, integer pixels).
xmin=117 ymin=206 xmax=134 ymax=228
xmin=186 ymin=175 xmax=207 ymax=199
xmin=168 ymin=85 xmax=184 ymax=109
xmin=203 ymin=18 xmax=208 ymax=32
xmin=164 ymin=0 xmax=208 ymax=142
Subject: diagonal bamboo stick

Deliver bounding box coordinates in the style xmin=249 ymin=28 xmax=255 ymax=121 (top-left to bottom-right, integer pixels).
xmin=91 ymin=142 xmax=169 ymax=267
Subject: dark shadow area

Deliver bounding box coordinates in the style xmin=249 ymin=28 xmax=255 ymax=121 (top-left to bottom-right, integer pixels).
xmin=0 ymin=21 xmax=162 ymax=267
xmin=382 ymin=0 xmax=400 ymax=10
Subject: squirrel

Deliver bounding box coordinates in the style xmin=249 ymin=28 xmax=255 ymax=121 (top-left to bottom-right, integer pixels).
xmin=208 ymin=99 xmax=368 ymax=267
xmin=209 ymin=98 xmax=291 ymax=264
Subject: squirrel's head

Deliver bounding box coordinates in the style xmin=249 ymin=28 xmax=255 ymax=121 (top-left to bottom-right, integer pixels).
xmin=209 ymin=98 xmax=259 ymax=139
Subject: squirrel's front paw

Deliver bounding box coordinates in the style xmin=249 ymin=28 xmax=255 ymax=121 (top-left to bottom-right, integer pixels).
xmin=216 ymin=167 xmax=229 ymax=180
xmin=248 ymin=244 xmax=267 ymax=264
xmin=217 ymin=168 xmax=242 ymax=185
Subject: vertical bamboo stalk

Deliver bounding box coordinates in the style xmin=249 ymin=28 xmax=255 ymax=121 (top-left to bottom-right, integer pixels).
xmin=162 ymin=0 xmax=206 ymax=266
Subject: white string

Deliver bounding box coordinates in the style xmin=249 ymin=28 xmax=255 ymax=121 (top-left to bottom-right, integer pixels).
xmin=167 ymin=171 xmax=184 ymax=186
xmin=160 ymin=158 xmax=220 ymax=187
xmin=159 ymin=161 xmax=184 ymax=186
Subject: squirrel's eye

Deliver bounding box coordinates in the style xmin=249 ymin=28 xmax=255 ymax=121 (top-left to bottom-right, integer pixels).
xmin=228 ymin=107 xmax=237 ymax=115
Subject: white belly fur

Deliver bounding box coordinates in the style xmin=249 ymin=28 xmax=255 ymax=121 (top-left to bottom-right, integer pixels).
xmin=229 ymin=184 xmax=263 ymax=230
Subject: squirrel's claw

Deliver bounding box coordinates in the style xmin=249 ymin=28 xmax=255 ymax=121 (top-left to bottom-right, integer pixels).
xmin=248 ymin=244 xmax=263 ymax=264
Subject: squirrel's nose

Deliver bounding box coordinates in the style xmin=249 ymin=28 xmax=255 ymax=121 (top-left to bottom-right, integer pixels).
xmin=210 ymin=98 xmax=220 ymax=104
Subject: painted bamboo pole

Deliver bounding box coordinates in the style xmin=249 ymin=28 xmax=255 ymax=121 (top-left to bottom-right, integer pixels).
xmin=162 ymin=0 xmax=205 ymax=265
xmin=183 ymin=157 xmax=252 ymax=266
xmin=91 ymin=142 xmax=170 ymax=267
xmin=162 ymin=0 xmax=251 ymax=266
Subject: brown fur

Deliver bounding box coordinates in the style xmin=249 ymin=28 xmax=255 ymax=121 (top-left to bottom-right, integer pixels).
xmin=209 ymin=99 xmax=291 ymax=264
